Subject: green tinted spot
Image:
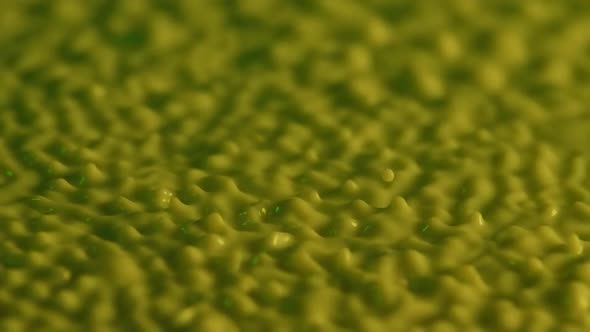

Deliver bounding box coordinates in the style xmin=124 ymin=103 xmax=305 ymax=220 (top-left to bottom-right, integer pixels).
xmin=326 ymin=227 xmax=336 ymax=236
xmin=2 ymin=254 xmax=25 ymax=268
xmin=222 ymin=296 xmax=233 ymax=310
xmin=365 ymin=282 xmax=384 ymax=307
xmin=408 ymin=276 xmax=438 ymax=297
xmin=113 ymin=27 xmax=148 ymax=49
xmin=250 ymin=254 xmax=261 ymax=266
xmin=188 ymin=293 xmax=203 ymax=304
xmin=280 ymin=295 xmax=300 ymax=314
xmin=21 ymin=151 xmax=35 ymax=165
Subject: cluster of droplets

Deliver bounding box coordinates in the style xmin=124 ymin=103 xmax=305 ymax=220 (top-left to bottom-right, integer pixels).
xmin=2 ymin=0 xmax=590 ymax=331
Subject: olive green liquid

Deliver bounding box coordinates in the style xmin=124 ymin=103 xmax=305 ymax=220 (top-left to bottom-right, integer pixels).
xmin=1 ymin=1 xmax=590 ymax=331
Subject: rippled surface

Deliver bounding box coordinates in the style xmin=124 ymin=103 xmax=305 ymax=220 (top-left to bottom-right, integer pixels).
xmin=2 ymin=1 xmax=590 ymax=331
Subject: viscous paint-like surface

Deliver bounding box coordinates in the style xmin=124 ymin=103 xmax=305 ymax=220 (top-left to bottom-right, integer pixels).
xmin=2 ymin=1 xmax=590 ymax=331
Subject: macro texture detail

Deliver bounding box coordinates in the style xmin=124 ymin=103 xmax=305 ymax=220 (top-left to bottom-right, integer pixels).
xmin=1 ymin=1 xmax=590 ymax=331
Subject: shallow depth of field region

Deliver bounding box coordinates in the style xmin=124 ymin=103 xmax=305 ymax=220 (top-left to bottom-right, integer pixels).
xmin=2 ymin=1 xmax=590 ymax=331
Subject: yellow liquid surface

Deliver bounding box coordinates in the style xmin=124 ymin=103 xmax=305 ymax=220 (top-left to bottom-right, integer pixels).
xmin=2 ymin=1 xmax=590 ymax=331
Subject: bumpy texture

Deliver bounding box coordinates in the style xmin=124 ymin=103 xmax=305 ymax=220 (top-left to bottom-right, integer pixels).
xmin=2 ymin=1 xmax=590 ymax=331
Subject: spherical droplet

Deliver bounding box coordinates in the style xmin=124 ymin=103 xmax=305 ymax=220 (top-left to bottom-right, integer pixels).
xmin=381 ymin=168 xmax=395 ymax=182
